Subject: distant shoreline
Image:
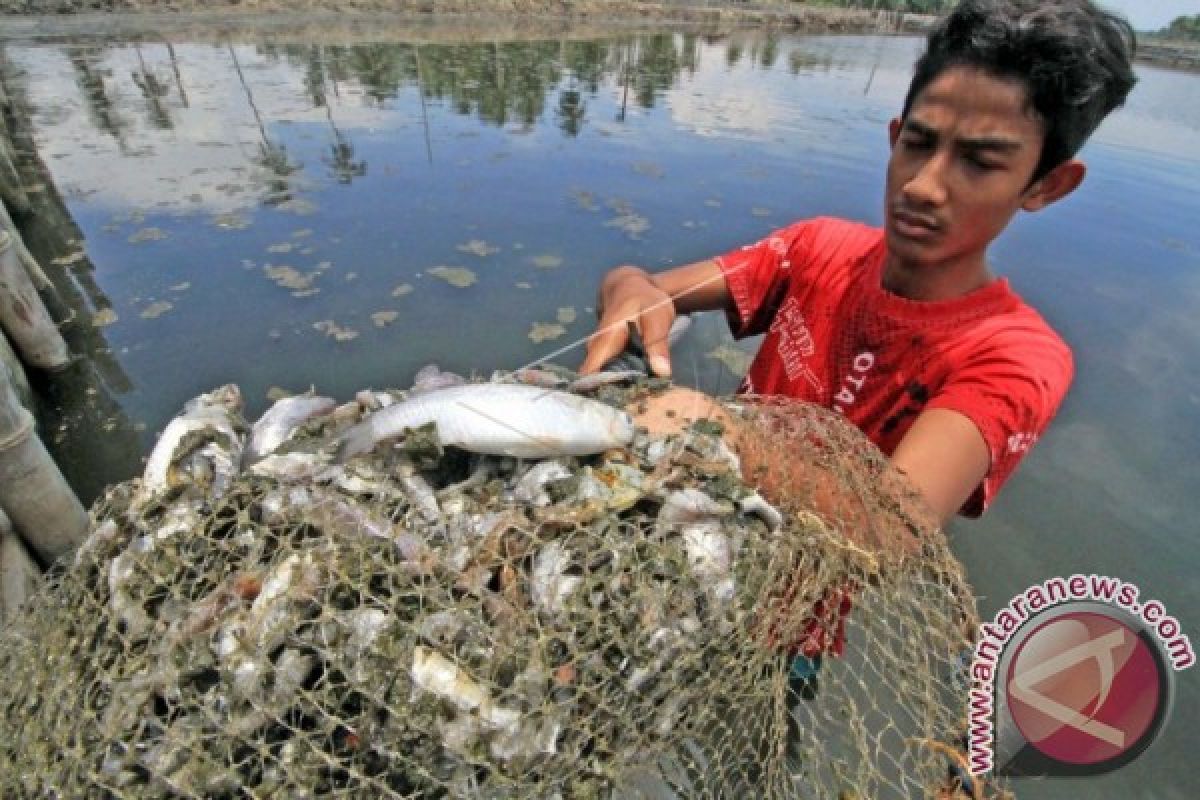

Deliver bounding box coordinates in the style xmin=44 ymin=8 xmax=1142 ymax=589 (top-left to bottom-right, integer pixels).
xmin=0 ymin=1 xmax=934 ymax=41
xmin=1 ymin=0 xmax=1195 ymax=73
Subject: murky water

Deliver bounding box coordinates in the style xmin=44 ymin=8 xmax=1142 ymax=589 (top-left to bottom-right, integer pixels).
xmin=4 ymin=23 xmax=1198 ymax=799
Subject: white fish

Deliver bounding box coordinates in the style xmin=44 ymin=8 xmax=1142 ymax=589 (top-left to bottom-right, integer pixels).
xmin=140 ymin=384 xmax=244 ymax=500
xmin=245 ymin=394 xmax=335 ymax=463
xmin=337 ymin=383 xmax=636 ymax=461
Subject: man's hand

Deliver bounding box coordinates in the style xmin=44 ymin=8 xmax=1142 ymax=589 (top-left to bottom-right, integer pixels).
xmin=580 ymin=266 xmax=676 ymax=377
xmin=580 ymin=259 xmax=731 ymax=377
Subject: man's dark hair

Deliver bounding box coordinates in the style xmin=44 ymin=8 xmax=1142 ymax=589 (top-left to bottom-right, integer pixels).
xmin=902 ymin=0 xmax=1137 ymax=181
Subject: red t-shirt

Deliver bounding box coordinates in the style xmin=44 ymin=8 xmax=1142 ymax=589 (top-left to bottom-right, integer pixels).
xmin=717 ymin=217 xmax=1073 ymax=517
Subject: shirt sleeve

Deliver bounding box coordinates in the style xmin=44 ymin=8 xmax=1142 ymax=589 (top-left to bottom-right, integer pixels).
xmin=924 ymin=327 xmax=1074 ymax=517
xmin=716 ymin=220 xmax=815 ymax=339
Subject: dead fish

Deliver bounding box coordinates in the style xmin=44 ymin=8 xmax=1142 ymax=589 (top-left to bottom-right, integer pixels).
xmin=337 ymin=383 xmax=636 ymax=461
xmin=412 ymin=364 xmax=467 ymax=393
xmin=245 ymin=393 xmax=336 ymax=462
xmin=567 ymin=369 xmax=645 ymax=393
xmin=140 ymin=385 xmax=244 ymax=501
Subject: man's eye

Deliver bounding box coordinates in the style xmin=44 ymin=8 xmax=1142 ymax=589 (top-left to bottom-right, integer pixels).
xmin=966 ymin=154 xmax=1000 ymax=170
xmin=901 ymin=136 xmax=933 ymax=149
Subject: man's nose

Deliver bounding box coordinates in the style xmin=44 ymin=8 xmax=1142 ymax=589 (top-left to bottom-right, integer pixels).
xmin=903 ymin=151 xmax=949 ymax=207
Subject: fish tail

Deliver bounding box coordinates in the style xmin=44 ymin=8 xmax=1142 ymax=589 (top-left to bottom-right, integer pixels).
xmin=336 ymin=422 xmax=376 ymax=463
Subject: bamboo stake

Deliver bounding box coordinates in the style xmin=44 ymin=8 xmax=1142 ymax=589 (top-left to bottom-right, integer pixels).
xmin=0 ymin=198 xmax=52 ymax=292
xmin=0 ymin=138 xmax=29 ymax=215
xmin=0 ymin=362 xmax=88 ymax=564
xmin=1 ymin=505 xmax=42 ymax=622
xmin=0 ymin=230 xmax=68 ymax=370
xmin=0 ymin=327 xmax=31 ymax=412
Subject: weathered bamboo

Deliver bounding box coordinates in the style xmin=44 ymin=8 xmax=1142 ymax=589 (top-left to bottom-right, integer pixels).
xmin=0 ymin=198 xmax=53 ymax=292
xmin=0 ymin=229 xmax=68 ymax=370
xmin=0 ymin=505 xmax=42 ymax=622
xmin=0 ymin=140 xmax=30 ymax=215
xmin=0 ymin=327 xmax=31 ymax=412
xmin=0 ymin=364 xmax=88 ymax=564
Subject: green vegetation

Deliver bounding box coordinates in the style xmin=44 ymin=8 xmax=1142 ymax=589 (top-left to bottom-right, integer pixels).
xmin=1156 ymin=14 xmax=1200 ymax=41
xmin=804 ymin=0 xmax=953 ymax=12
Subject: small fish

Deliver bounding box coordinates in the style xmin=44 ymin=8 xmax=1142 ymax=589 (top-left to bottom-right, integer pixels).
xmin=245 ymin=394 xmax=336 ymax=463
xmin=140 ymin=385 xmax=245 ymax=501
xmin=337 ymin=383 xmax=636 ymax=461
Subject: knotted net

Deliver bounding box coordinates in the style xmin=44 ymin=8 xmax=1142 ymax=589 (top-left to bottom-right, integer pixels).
xmin=0 ymin=378 xmax=997 ymax=799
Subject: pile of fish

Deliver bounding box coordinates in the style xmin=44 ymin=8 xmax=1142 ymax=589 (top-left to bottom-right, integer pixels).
xmin=0 ymin=364 xmax=839 ymax=798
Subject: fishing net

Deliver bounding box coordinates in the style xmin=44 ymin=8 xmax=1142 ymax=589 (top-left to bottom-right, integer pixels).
xmin=0 ymin=373 xmax=996 ymax=799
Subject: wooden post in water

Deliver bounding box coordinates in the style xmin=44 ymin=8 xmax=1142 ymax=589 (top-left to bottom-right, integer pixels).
xmin=0 ymin=505 xmax=42 ymax=622
xmin=0 ymin=230 xmax=69 ymax=370
xmin=0 ymin=328 xmax=87 ymax=564
xmin=0 ymin=327 xmax=31 ymax=413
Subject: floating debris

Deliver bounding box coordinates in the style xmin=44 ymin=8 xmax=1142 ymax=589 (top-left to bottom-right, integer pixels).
xmin=515 ymin=282 xmax=533 ymax=290
xmin=291 ymin=288 xmax=321 ymax=298
xmin=605 ymin=212 xmax=650 ymax=239
xmin=139 ymin=300 xmax=173 ymax=319
xmin=169 ymin=282 xmax=191 ymax=292
xmin=706 ymin=344 xmax=754 ymax=377
xmin=751 ymin=207 xmax=772 ymax=218
xmin=632 ymin=161 xmax=665 ymax=178
xmin=265 ymin=386 xmax=292 ymax=402
xmin=456 ymin=239 xmax=500 ymax=257
xmin=212 ymin=212 xmax=251 ymax=230
xmin=292 ymin=228 xmax=314 ymax=239
xmin=529 ymin=322 xmax=567 ymax=343
xmin=51 ymin=250 xmax=86 ymax=267
xmin=313 ymin=320 xmax=359 ymax=342
xmin=264 ymin=265 xmax=316 ymax=292
xmin=128 ymin=227 xmax=168 ymax=244
xmin=392 ymin=283 xmax=415 ymax=297
xmin=570 ymin=187 xmax=600 ymax=212
xmin=91 ymin=308 xmax=118 ymax=327
xmin=371 ymin=311 xmax=399 ymax=328
xmin=428 ymin=266 xmax=478 ymax=288
xmin=705 ymin=198 xmax=723 ymax=208
xmin=276 ymin=197 xmax=317 ymax=216
xmin=556 ymin=307 xmax=577 ymax=325
xmin=345 ymin=272 xmax=358 ymax=282
xmin=267 ymin=242 xmax=294 ymax=254
xmin=531 ymin=254 xmax=562 ymax=270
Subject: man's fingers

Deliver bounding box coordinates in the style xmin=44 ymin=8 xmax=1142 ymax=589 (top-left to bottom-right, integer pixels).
xmin=638 ymin=310 xmax=674 ymax=378
xmin=579 ymin=315 xmax=632 ymax=375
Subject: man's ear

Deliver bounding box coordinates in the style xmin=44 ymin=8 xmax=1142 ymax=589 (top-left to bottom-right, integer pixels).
xmin=1021 ymin=159 xmax=1086 ymax=212
xmin=888 ymin=117 xmax=902 ymax=147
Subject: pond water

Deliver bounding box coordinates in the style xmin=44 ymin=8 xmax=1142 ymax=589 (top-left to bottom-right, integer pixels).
xmin=4 ymin=23 xmax=1198 ymax=799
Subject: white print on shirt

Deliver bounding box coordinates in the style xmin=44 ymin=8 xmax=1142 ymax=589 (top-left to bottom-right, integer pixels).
xmin=832 ymin=351 xmax=877 ymax=414
xmin=769 ymin=296 xmax=824 ymax=394
xmin=1007 ymin=432 xmax=1039 ymax=454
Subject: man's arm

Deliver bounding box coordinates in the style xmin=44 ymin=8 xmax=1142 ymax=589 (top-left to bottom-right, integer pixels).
xmin=888 ymin=408 xmax=990 ymax=526
xmin=579 ymin=259 xmax=731 ymax=376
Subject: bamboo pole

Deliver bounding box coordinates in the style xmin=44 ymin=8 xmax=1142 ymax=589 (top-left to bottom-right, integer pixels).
xmin=0 ymin=327 xmax=31 ymax=412
xmin=0 ymin=229 xmax=68 ymax=370
xmin=0 ymin=198 xmax=52 ymax=292
xmin=0 ymin=360 xmax=88 ymax=564
xmin=0 ymin=138 xmax=29 ymax=216
xmin=0 ymin=505 xmax=42 ymax=622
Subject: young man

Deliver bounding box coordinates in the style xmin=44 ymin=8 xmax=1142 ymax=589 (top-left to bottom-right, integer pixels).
xmin=581 ymin=0 xmax=1137 ymax=527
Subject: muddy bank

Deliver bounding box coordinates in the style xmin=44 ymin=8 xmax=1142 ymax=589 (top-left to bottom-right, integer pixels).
xmin=0 ymin=1 xmax=933 ymax=42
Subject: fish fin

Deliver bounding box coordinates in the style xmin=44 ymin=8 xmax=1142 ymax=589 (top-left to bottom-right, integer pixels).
xmin=336 ymin=423 xmax=376 ymax=463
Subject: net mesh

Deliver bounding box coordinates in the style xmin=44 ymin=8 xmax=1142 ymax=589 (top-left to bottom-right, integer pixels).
xmin=0 ymin=375 xmax=1003 ymax=799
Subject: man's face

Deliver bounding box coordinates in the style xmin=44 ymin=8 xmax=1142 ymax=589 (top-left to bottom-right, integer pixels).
xmin=885 ymin=66 xmax=1047 ymax=274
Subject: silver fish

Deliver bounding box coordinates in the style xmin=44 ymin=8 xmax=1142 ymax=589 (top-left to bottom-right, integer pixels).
xmin=337 ymin=383 xmax=636 ymax=461
xmin=140 ymin=385 xmax=244 ymax=501
xmin=245 ymin=394 xmax=336 ymax=463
